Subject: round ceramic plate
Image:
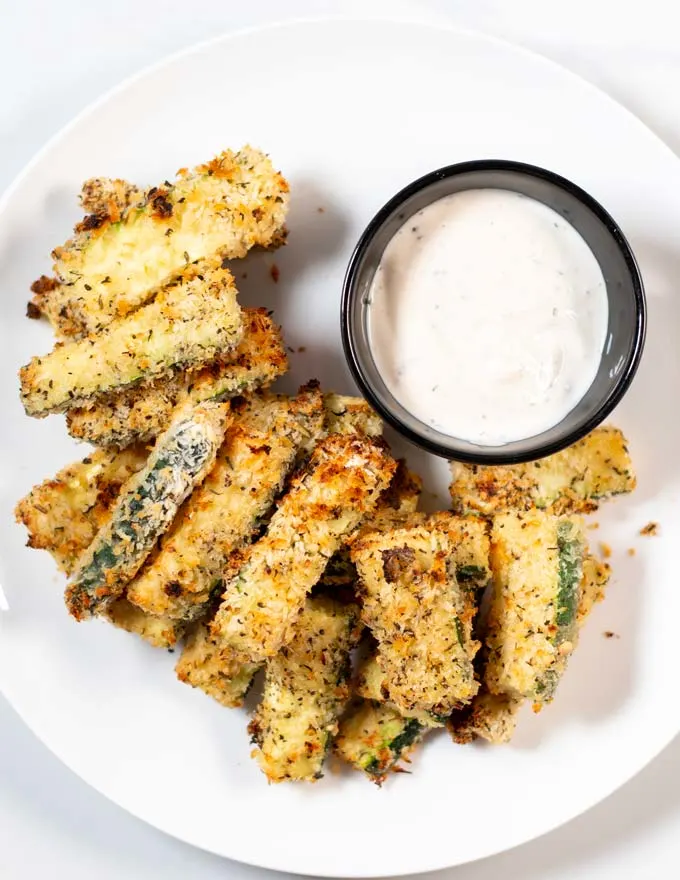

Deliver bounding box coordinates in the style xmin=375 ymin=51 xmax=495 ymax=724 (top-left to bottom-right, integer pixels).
xmin=0 ymin=18 xmax=679 ymax=877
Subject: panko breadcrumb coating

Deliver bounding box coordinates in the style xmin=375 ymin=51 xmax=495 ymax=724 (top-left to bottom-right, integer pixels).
xmin=15 ymin=445 xmax=149 ymax=573
xmin=127 ymin=385 xmax=325 ymax=621
xmin=450 ymin=426 xmax=635 ymax=516
xmin=176 ymin=622 xmax=260 ymax=707
xmin=484 ymin=511 xmax=585 ymax=705
xmin=249 ymin=597 xmax=360 ymax=782
xmin=14 ymin=444 xmax=183 ymax=648
xmin=65 ymin=400 xmax=231 ymax=621
xmin=34 ymin=146 xmax=289 ymax=337
xmin=20 ymin=260 xmax=242 ymax=417
xmin=351 ymin=513 xmax=481 ymax=717
xmin=210 ymin=433 xmax=396 ymax=663
xmin=66 ymin=307 xmax=288 ymax=447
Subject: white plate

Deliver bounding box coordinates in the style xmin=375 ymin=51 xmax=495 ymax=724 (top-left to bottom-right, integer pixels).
xmin=0 ymin=17 xmax=679 ymax=877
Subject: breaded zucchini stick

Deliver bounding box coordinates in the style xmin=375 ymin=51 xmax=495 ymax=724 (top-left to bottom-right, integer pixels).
xmin=450 ymin=426 xmax=635 ymax=516
xmin=211 ymin=434 xmax=396 ymax=662
xmin=334 ymin=700 xmax=427 ymax=783
xmin=35 ymin=146 xmax=289 ymax=336
xmin=14 ymin=445 xmax=183 ymax=648
xmin=127 ymin=385 xmax=325 ymax=620
xmin=249 ymin=597 xmax=360 ymax=782
xmin=485 ymin=511 xmax=585 ymax=705
xmin=176 ymin=621 xmax=260 ymax=707
xmin=450 ymin=549 xmax=610 ymax=745
xmin=15 ymin=445 xmax=149 ymax=573
xmin=351 ymin=513 xmax=481 ymax=717
xmin=20 ymin=260 xmax=242 ymax=417
xmin=173 ymin=393 xmax=387 ymax=702
xmin=65 ymin=400 xmax=230 ymax=620
xmin=65 ymin=308 xmax=287 ymax=447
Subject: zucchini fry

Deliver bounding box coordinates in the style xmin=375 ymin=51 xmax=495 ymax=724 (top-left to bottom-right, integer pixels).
xmin=65 ymin=400 xmax=230 ymax=620
xmin=211 ymin=434 xmax=396 ymax=662
xmin=66 ymin=308 xmax=287 ymax=448
xmin=485 ymin=511 xmax=585 ymax=705
xmin=450 ymin=426 xmax=635 ymax=516
xmin=351 ymin=513 xmax=481 ymax=717
xmin=450 ymin=549 xmax=610 ymax=745
xmin=176 ymin=621 xmax=260 ymax=707
xmin=20 ymin=260 xmax=242 ymax=417
xmin=334 ymin=700 xmax=427 ymax=784
xmin=14 ymin=445 xmax=182 ymax=648
xmin=37 ymin=146 xmax=289 ymax=336
xmin=127 ymin=385 xmax=325 ymax=621
xmin=249 ymin=597 xmax=360 ymax=782
xmin=15 ymin=445 xmax=149 ymax=573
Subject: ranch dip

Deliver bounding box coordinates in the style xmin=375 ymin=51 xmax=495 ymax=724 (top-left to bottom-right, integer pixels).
xmin=367 ymin=189 xmax=608 ymax=445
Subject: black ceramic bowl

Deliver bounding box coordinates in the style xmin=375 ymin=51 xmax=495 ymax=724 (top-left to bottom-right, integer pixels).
xmin=341 ymin=160 xmax=646 ymax=465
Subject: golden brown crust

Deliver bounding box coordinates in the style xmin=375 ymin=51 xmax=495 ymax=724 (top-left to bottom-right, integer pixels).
xmin=14 ymin=445 xmax=150 ymax=574
xmin=45 ymin=146 xmax=289 ymax=337
xmin=351 ymin=513 xmax=481 ymax=717
xmin=176 ymin=621 xmax=260 ymax=707
xmin=450 ymin=426 xmax=635 ymax=516
xmin=20 ymin=260 xmax=243 ymax=416
xmin=66 ymin=308 xmax=288 ymax=446
xmin=126 ymin=385 xmax=325 ymax=620
xmin=210 ymin=433 xmax=396 ymax=663
xmin=249 ymin=598 xmax=360 ymax=782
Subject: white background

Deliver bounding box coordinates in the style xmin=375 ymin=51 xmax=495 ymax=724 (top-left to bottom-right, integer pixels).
xmin=1 ymin=1 xmax=679 ymax=877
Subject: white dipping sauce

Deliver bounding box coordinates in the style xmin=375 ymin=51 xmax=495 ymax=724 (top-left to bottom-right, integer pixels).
xmin=367 ymin=189 xmax=609 ymax=445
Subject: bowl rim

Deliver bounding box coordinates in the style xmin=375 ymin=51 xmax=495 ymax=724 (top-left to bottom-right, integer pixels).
xmin=340 ymin=158 xmax=647 ymax=465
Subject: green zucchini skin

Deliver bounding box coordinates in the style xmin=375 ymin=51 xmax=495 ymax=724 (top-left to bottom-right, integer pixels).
xmin=555 ymin=520 xmax=584 ymax=637
xmin=65 ymin=400 xmax=229 ymax=620
xmin=535 ymin=520 xmax=584 ymax=700
xmin=485 ymin=512 xmax=585 ymax=705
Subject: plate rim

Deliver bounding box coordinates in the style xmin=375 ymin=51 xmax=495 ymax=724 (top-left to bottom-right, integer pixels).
xmin=0 ymin=15 xmax=678 ymax=876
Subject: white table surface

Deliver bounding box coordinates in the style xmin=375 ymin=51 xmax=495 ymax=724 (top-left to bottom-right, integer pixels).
xmin=1 ymin=1 xmax=679 ymax=877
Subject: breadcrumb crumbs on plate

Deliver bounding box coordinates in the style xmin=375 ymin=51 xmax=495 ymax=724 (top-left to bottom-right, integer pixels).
xmin=298 ymin=346 xmax=306 ymax=353
xmin=599 ymin=542 xmax=612 ymax=559
xmin=588 ymin=522 xmax=600 ymax=530
xmin=603 ymin=631 xmax=620 ymax=639
xmin=627 ymin=547 xmax=636 ymax=557
xmin=241 ymin=272 xmax=248 ymax=279
xmin=640 ymin=521 xmax=659 ymax=537
xmin=270 ymin=263 xmax=280 ymax=283
xmin=317 ymin=207 xmax=325 ymax=213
